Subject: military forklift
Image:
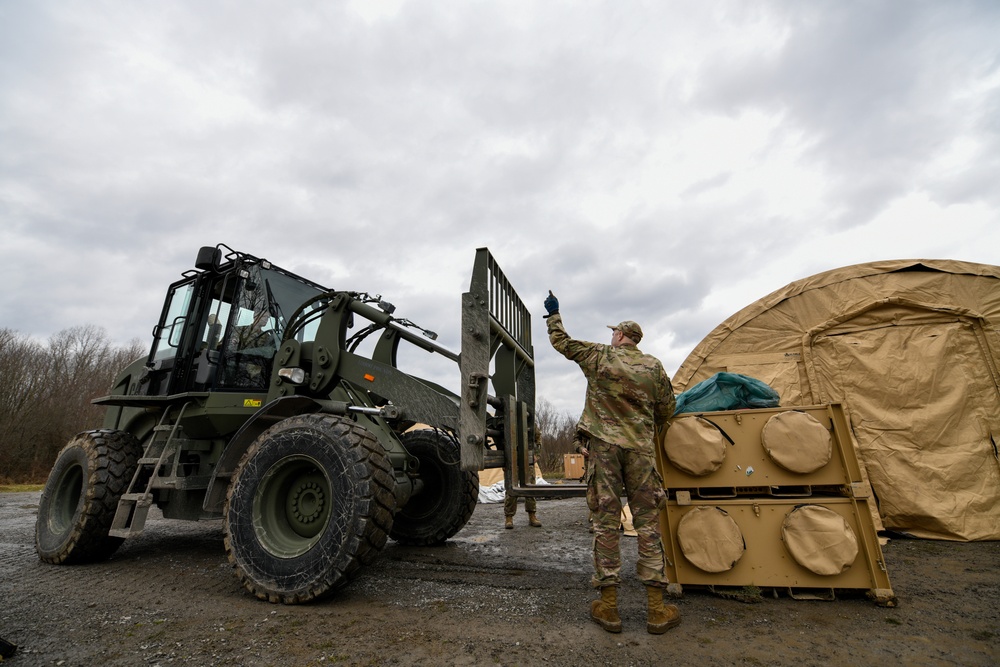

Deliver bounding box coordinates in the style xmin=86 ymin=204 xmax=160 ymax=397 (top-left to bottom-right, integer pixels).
xmin=35 ymin=244 xmax=575 ymax=603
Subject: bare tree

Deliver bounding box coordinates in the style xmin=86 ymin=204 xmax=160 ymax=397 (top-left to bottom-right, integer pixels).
xmin=0 ymin=329 xmax=49 ymax=481
xmin=0 ymin=327 xmax=145 ymax=483
xmin=534 ymin=397 xmax=579 ymax=475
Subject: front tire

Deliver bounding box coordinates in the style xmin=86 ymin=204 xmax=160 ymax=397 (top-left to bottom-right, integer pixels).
xmin=35 ymin=429 xmax=142 ymax=564
xmin=224 ymin=414 xmax=395 ymax=603
xmin=390 ymin=429 xmax=479 ymax=545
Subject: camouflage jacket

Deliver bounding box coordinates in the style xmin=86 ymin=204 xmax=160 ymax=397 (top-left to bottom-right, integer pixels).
xmin=546 ymin=313 xmax=675 ymax=452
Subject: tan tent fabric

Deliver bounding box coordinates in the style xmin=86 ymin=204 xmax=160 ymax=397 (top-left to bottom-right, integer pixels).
xmin=479 ymin=467 xmax=505 ymax=487
xmin=664 ymin=416 xmax=728 ymax=476
xmin=674 ymin=260 xmax=1000 ymax=541
xmin=676 ymin=506 xmax=746 ymax=573
xmin=781 ymin=505 xmax=859 ymax=576
xmin=621 ymin=503 xmax=637 ymax=537
xmin=761 ymin=411 xmax=832 ymax=474
xmin=478 ymin=464 xmax=543 ymax=488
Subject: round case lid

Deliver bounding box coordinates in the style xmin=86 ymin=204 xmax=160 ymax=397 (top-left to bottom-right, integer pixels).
xmin=676 ymin=506 xmax=746 ymax=573
xmin=664 ymin=416 xmax=728 ymax=476
xmin=761 ymin=410 xmax=833 ymax=474
xmin=781 ymin=504 xmax=859 ymax=575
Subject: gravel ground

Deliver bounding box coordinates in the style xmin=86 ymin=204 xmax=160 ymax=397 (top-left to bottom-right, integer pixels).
xmin=1 ymin=490 xmax=998 ymax=666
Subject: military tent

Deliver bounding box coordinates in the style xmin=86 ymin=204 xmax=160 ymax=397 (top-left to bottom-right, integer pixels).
xmin=673 ymin=259 xmax=1000 ymax=541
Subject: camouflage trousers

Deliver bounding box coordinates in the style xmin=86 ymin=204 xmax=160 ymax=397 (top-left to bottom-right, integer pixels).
xmin=504 ymin=490 xmax=537 ymax=517
xmin=586 ymin=437 xmax=667 ymax=588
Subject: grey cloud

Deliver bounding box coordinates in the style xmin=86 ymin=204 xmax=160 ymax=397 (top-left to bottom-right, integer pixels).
xmin=692 ymin=0 xmax=1000 ymax=226
xmin=681 ymin=172 xmax=734 ymax=199
xmin=1 ymin=0 xmax=997 ymax=392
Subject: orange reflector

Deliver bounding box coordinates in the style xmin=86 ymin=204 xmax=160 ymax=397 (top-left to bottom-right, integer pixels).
xmin=364 ymin=374 xmax=375 ymax=382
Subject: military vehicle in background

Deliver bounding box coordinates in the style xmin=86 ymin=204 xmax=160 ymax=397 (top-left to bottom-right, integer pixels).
xmin=34 ymin=244 xmax=560 ymax=603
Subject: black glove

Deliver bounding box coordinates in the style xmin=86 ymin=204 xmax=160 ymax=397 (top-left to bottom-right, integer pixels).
xmin=544 ymin=291 xmax=559 ymax=316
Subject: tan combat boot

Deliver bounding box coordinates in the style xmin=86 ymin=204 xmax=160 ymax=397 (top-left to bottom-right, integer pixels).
xmin=528 ymin=512 xmax=542 ymax=528
xmin=504 ymin=516 xmax=514 ymax=529
xmin=646 ymin=585 xmax=681 ymax=634
xmin=590 ymin=587 xmax=622 ymax=633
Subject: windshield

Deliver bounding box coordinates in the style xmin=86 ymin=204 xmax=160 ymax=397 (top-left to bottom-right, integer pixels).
xmin=257 ymin=265 xmax=328 ymax=342
xmin=214 ymin=262 xmax=328 ymax=390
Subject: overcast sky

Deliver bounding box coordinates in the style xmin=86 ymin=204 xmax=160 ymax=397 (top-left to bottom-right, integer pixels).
xmin=2 ymin=0 xmax=998 ymax=417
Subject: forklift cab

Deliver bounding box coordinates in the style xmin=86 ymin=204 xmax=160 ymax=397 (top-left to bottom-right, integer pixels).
xmin=139 ymin=246 xmax=327 ymax=397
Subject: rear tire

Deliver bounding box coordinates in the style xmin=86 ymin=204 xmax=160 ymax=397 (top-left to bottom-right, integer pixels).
xmin=35 ymin=430 xmax=142 ymax=564
xmin=224 ymin=414 xmax=395 ymax=603
xmin=390 ymin=429 xmax=479 ymax=545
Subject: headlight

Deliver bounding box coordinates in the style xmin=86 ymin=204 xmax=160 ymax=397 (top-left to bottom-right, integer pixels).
xmin=277 ymin=367 xmax=307 ymax=385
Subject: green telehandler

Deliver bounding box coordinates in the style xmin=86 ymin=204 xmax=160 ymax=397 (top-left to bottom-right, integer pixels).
xmin=35 ymin=244 xmax=575 ymax=603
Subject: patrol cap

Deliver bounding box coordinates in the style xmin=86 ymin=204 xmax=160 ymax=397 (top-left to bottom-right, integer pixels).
xmin=608 ymin=320 xmax=643 ymax=343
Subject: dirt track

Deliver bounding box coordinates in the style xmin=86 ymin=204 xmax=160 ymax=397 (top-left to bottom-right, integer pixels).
xmin=1 ymin=491 xmax=998 ymax=666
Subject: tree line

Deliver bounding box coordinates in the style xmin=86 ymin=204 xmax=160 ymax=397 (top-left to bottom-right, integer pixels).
xmin=0 ymin=326 xmax=581 ymax=483
xmin=0 ymin=327 xmax=145 ymax=483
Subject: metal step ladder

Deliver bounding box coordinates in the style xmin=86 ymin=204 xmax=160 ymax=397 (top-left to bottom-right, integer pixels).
xmin=109 ymin=402 xmax=191 ymax=538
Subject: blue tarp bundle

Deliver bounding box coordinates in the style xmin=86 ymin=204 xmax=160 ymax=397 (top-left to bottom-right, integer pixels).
xmin=674 ymin=372 xmax=780 ymax=414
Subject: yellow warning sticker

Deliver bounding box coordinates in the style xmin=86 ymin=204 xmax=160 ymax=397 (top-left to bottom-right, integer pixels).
xmin=244 ymin=398 xmax=263 ymax=408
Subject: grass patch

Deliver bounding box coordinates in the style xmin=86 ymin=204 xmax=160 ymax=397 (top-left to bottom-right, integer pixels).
xmin=884 ymin=617 xmax=902 ymax=626
xmin=971 ymin=630 xmax=994 ymax=641
xmin=0 ymin=484 xmax=44 ymax=493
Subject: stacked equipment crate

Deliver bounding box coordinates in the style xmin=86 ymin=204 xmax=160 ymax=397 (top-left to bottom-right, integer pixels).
xmin=657 ymin=403 xmax=896 ymax=606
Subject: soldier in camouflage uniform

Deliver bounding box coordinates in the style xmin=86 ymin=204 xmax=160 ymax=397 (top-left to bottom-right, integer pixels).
xmin=503 ymin=484 xmax=541 ymax=529
xmin=544 ymin=291 xmax=680 ymax=634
